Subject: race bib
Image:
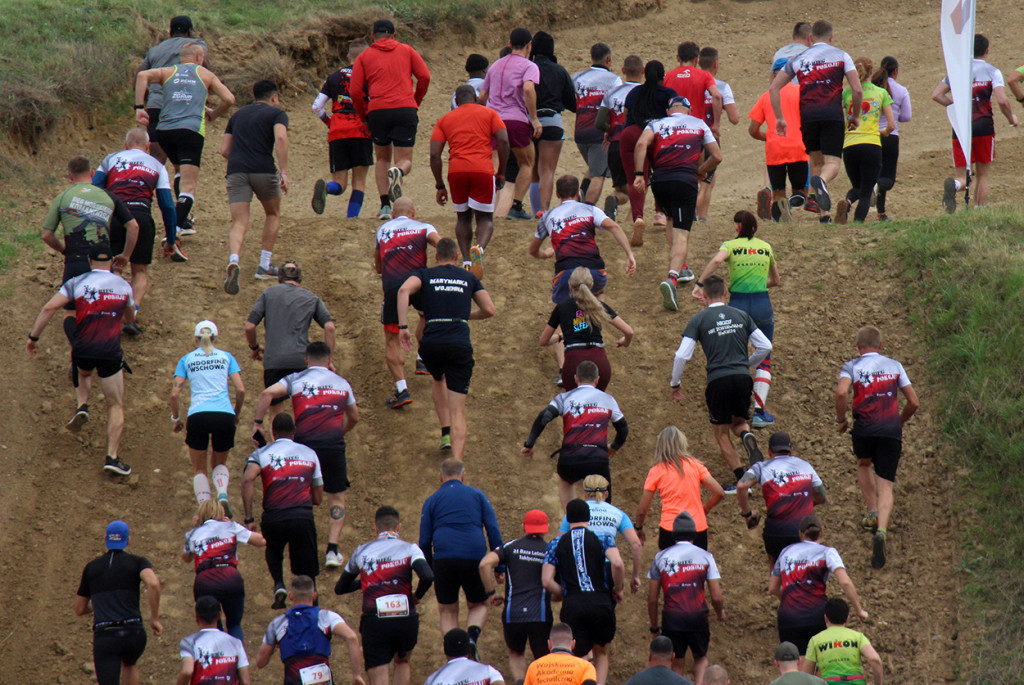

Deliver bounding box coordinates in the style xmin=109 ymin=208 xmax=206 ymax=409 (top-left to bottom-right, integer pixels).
xmin=299 ymin=663 xmax=332 ymax=685
xmin=375 ymin=593 xmax=410 ymax=618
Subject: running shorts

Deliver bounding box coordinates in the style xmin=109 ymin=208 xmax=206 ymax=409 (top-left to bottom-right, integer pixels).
xmin=157 ymin=128 xmax=205 ymax=167
xmin=503 ymin=620 xmax=552 ymax=656
xmin=93 ymin=625 xmax=147 ymax=685
xmin=851 ymin=434 xmax=902 ymax=482
xmin=763 ymin=533 xmax=800 ymax=561
xmin=366 ymin=108 xmax=418 ymax=148
xmin=778 ymin=622 xmax=825 ymax=655
xmin=418 ymin=341 xmax=474 ymax=394
xmin=537 ymin=125 xmax=564 ymax=142
xmin=556 ymin=450 xmax=610 ymax=491
xmin=360 ymin=614 xmax=419 ymax=669
xmin=330 ymin=138 xmax=374 ymax=172
xmin=110 ymin=209 xmax=156 ymax=265
xmin=380 ymin=287 xmax=422 ymax=332
xmin=607 ymin=142 xmax=626 ymax=187
xmin=432 ymin=558 xmax=489 ymax=604
xmin=504 ymin=120 xmax=533 ymax=149
xmin=658 ymin=528 xmax=708 ymax=551
xmin=766 ymin=161 xmax=809 ymax=192
xmin=448 ymin=171 xmax=496 ymax=213
xmin=185 ymin=411 xmax=237 ymax=452
xmin=953 ymin=134 xmax=994 ymax=166
xmin=311 ymin=444 xmax=349 ymax=494
xmin=226 ymin=172 xmax=281 ymax=204
xmin=576 ymin=142 xmax=610 ymax=178
xmin=552 ymin=268 xmax=606 ymax=304
xmin=74 ymin=357 xmax=124 ymax=379
xmin=650 ymin=180 xmax=698 ymax=231
xmin=704 ymin=373 xmax=753 ymax=425
xmin=801 ymin=120 xmax=845 ymax=158
xmin=662 ymin=627 xmax=710 ymax=659
xmin=560 ymin=595 xmax=616 ymax=655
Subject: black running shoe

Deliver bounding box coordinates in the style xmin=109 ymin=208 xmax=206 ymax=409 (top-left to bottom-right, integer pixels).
xmin=103 ymin=455 xmax=132 ymax=476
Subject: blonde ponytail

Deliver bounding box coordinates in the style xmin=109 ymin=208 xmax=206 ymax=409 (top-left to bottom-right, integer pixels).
xmin=198 ymin=327 xmax=215 ymax=356
xmin=568 ymin=267 xmax=611 ymax=330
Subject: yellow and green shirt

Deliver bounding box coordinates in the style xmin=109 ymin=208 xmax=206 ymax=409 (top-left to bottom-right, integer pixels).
xmin=806 ymin=625 xmax=871 ymax=679
xmin=842 ymin=81 xmax=893 ymax=148
xmin=720 ymin=237 xmax=775 ymax=293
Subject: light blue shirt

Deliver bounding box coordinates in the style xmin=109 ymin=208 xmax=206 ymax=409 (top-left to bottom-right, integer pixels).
xmin=174 ymin=348 xmax=241 ymax=415
xmin=558 ymin=499 xmax=634 ymax=542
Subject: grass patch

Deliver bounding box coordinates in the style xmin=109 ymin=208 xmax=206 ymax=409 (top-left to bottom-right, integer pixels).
xmin=885 ymin=207 xmax=1024 ymax=681
xmin=0 ymin=222 xmax=43 ymax=272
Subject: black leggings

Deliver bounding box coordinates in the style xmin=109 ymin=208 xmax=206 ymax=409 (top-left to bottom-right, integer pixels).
xmin=93 ymin=626 xmax=147 ymax=685
xmin=876 ymin=135 xmax=899 ymax=214
xmin=842 ymin=143 xmax=882 ymax=222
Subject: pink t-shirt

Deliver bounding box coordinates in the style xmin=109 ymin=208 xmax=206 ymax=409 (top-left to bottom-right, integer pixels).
xmin=482 ymin=54 xmax=540 ymax=124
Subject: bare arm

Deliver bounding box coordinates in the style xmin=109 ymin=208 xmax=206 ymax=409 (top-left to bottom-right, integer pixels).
xmin=429 ymin=140 xmax=446 ymax=191
xmin=605 ymin=546 xmax=625 ymax=598
xmin=767 ymin=262 xmax=781 ymax=288
xmin=230 ymin=372 xmax=245 ymax=419
xmin=768 ymin=574 xmax=782 ymax=598
xmin=253 ymin=382 xmax=288 ymax=427
xmin=470 ymin=289 xmax=496 ymax=320
xmin=274 ymin=123 xmax=289 ymax=191
xmin=203 ymin=70 xmax=235 ymax=121
xmin=647 ymin=578 xmax=661 ymax=630
xmin=863 ymin=643 xmax=884 ymax=684
xmin=900 ymin=384 xmax=920 ymax=426
xmin=623 ymin=528 xmax=643 ymax=592
xmin=845 ymin=71 xmax=863 ymax=127
xmin=344 ymin=402 xmax=359 ymax=435
xmin=334 ymin=620 xmax=365 ymax=685
xmin=73 ymin=595 xmax=91 ymax=616
xmin=494 ymin=128 xmax=510 ymax=185
xmin=220 ymin=133 xmax=233 ymax=160
xmin=1009 ymin=69 xmax=1024 ymax=103
xmin=177 ymin=659 xmax=195 ymax=685
xmin=707 ymin=82 xmax=723 ymax=134
xmin=170 ymin=376 xmax=186 ymax=426
xmin=238 ymin=666 xmax=252 ymax=685
xmin=241 ymin=462 xmax=261 ymax=523
xmin=697 ymin=140 xmax=723 ymax=177
xmin=725 ymin=102 xmax=740 ymax=125
xmin=880 ymin=104 xmax=895 ymax=137
xmin=634 ymin=489 xmax=655 ymax=545
xmin=479 ymin=550 xmax=501 ymax=594
xmin=539 ymin=324 xmax=559 ymax=347
xmin=632 ymin=130 xmax=655 ymax=186
xmin=523 ymin=80 xmax=540 ymax=133
xmin=833 ymin=567 xmax=868 ymax=620
xmin=140 ymin=568 xmax=163 ymax=636
xmin=768 ymin=70 xmax=792 ymax=134
xmin=323 ymin=321 xmax=336 ymax=354
xmin=311 ymin=485 xmax=324 ymax=506
xmin=41 ymin=229 xmax=64 ymax=254
xmin=702 ymin=474 xmax=725 ymax=513
xmin=748 ymin=118 xmax=767 ymax=141
xmin=610 ymin=316 xmax=633 ymax=348
xmin=931 ymin=80 xmax=953 ymax=107
xmin=835 ymin=377 xmax=852 ymax=433
xmin=256 ymin=643 xmax=275 ymax=669
xmin=693 ymin=249 xmax=728 ymax=299
xmin=528 ymin=236 xmax=552 ymax=260
xmin=708 ymin=578 xmax=725 ymax=621
xmin=541 ymin=563 xmax=563 ymax=601
xmin=600 ymin=218 xmax=636 ymax=275
xmin=27 ymin=292 xmax=72 ymax=358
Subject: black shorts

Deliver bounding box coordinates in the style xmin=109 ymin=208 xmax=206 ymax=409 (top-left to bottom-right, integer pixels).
xmin=704 ymin=374 xmax=753 ymax=425
xmin=330 ymin=138 xmax=374 ymax=172
xmin=662 ymin=627 xmax=710 ymax=659
xmin=650 ymin=180 xmax=698 ymax=231
xmin=556 ymin=452 xmax=610 ymax=489
xmin=658 ymin=527 xmax=708 ymax=551
xmin=185 ymin=411 xmax=237 ymax=452
xmin=63 ymin=260 xmax=91 ymax=310
xmin=93 ymin=625 xmax=147 ymax=685
xmin=261 ymin=516 xmax=319 ymax=578
xmin=851 ymin=434 xmax=903 ymax=482
xmin=366 ymin=108 xmax=418 ymax=148
xmin=157 ymin=128 xmax=205 ymax=167
xmin=111 ymin=209 xmax=156 ymax=266
xmin=360 ymin=614 xmax=419 ymax=669
xmin=503 ymin=620 xmax=552 ymax=657
xmin=312 ymin=444 xmax=350 ymax=494
xmin=380 ymin=286 xmax=421 ymax=327
xmin=800 ymin=119 xmax=845 ymax=158
xmin=764 ymin=533 xmax=800 ymax=561
xmin=766 ymin=162 xmax=809 ymax=192
xmin=433 ymin=558 xmax=488 ymax=605
xmin=560 ymin=595 xmax=616 ymax=655
xmin=536 ymin=125 xmax=564 ymax=142
xmin=418 ymin=341 xmax=474 ymax=394
xmin=264 ymin=368 xmax=305 ymax=406
xmin=778 ymin=622 xmax=824 ymax=655
xmin=146 ymin=108 xmax=161 ymax=141
xmin=607 ymin=142 xmax=626 ymax=187
xmin=75 ymin=357 xmax=124 ymax=379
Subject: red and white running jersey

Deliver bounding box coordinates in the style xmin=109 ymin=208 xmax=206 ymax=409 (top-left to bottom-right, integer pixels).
xmin=346 ymin=532 xmax=427 ymax=616
xmin=601 ymin=81 xmax=639 ymax=142
xmin=376 ymin=218 xmax=438 ymax=290
xmin=772 ymin=540 xmax=844 ymax=628
xmin=246 ymin=439 xmax=323 ymax=521
xmin=534 ymin=200 xmax=608 ymax=272
xmin=745 ymin=456 xmax=822 ymax=538
xmin=648 ymin=541 xmax=720 ymax=631
xmin=60 ymin=269 xmax=133 ymax=360
xmin=644 ymin=113 xmax=715 ymax=185
xmin=96 ymin=147 xmax=171 ymax=209
xmin=783 ymin=43 xmax=855 ymax=122
xmin=425 ymin=657 xmax=504 ymax=685
xmin=281 ymin=366 xmax=356 ymax=449
xmin=572 ymin=66 xmax=622 ymax=143
xmin=942 ymin=59 xmax=1005 ymax=138
xmin=704 ymin=79 xmax=735 ymax=127
xmin=839 ymin=352 xmax=911 ymax=439
xmin=550 ymin=383 xmax=623 ymax=453
xmin=179 ymin=628 xmax=249 ymax=685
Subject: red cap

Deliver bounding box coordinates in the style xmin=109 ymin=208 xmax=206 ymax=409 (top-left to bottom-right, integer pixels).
xmin=523 ymin=510 xmax=549 ymax=535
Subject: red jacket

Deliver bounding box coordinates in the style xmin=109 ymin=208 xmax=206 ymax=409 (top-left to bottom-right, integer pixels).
xmin=350 ymin=38 xmax=430 ymax=119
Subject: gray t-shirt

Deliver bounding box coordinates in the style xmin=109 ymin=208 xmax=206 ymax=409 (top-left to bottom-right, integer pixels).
xmin=625 ymin=666 xmax=694 ymax=685
xmin=247 ymin=284 xmax=333 ymax=370
xmin=769 ymin=672 xmax=825 ymax=685
xmin=681 ymin=304 xmax=757 ymax=382
xmin=140 ymin=37 xmax=209 ymax=109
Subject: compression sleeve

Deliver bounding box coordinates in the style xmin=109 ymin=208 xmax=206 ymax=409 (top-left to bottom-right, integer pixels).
xmin=312 ymin=93 xmax=330 ymax=123
xmin=412 ymin=558 xmax=434 ymax=599
xmin=610 ymin=416 xmax=629 ymax=451
xmin=671 ymin=337 xmax=697 ymax=386
xmin=524 ymin=405 xmax=560 ymax=448
xmin=91 ymin=170 xmax=108 ymax=188
xmin=156 ymin=188 xmax=177 ymax=243
xmin=748 ymin=328 xmax=773 ymax=368
xmin=334 ymin=570 xmax=361 ymax=595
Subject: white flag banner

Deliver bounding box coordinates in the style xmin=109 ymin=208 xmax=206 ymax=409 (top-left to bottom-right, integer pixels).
xmin=940 ymin=0 xmax=976 ymax=163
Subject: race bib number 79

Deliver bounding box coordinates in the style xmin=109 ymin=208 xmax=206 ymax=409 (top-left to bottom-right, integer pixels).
xmin=299 ymin=663 xmax=332 ymax=685
xmin=375 ymin=593 xmax=410 ymax=617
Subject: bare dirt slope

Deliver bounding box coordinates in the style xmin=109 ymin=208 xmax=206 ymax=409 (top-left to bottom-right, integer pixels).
xmin=3 ymin=0 xmax=1023 ymax=682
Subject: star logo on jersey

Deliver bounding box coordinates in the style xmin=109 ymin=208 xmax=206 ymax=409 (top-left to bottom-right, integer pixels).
xmin=268 ymin=451 xmax=287 ymax=471
xmin=191 ymin=538 xmax=209 ymax=558
xmin=300 ymin=382 xmax=319 ymax=399
xmin=195 ymin=645 xmax=216 ymax=668
xmin=565 ymin=399 xmax=589 ymax=418
xmin=113 ymin=158 xmax=133 ymax=172
xmin=82 ymin=285 xmax=100 ymax=304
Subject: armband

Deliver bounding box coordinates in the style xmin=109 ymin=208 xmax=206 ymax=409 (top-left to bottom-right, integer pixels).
xmin=171 ymin=415 xmax=181 ymax=423
xmin=249 ymin=343 xmax=260 ymax=350
xmin=435 ymin=184 xmax=446 ymax=190
xmin=695 ymin=280 xmax=704 ymax=288
xmin=741 ymin=511 xmax=752 ymax=518
xmin=398 ymin=324 xmax=409 ymax=330
xmin=134 ymin=104 xmax=146 ymax=110
xmin=243 ymin=517 xmax=255 ymax=525
xmin=253 ymin=419 xmax=264 ymax=425
xmin=649 ymin=625 xmax=661 ymax=634
xmin=28 ymin=334 xmax=39 ymax=342
xmin=634 ymin=171 xmax=644 ymax=177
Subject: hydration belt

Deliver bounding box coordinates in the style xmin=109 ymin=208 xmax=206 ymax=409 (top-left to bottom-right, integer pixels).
xmin=564 ymin=342 xmax=604 ymax=350
xmin=426 ymin=318 xmax=467 ymax=324
xmin=825 ymin=677 xmax=866 ymax=682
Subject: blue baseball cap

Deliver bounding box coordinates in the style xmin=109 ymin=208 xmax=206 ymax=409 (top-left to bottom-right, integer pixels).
xmin=106 ymin=520 xmax=130 ymax=550
xmin=772 ymin=57 xmax=790 ymax=74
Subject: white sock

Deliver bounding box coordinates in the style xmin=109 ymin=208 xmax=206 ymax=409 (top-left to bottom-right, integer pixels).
xmin=260 ymin=250 xmax=272 ymax=270
xmin=954 ymin=179 xmax=963 ymax=191
xmin=212 ymin=464 xmax=230 ymax=496
xmin=754 ymin=367 xmax=771 ymax=409
xmin=229 ymin=253 xmax=240 ymax=265
xmin=193 ymin=474 xmax=211 ymax=503
xmin=416 ymin=354 xmax=423 ymax=362
xmin=463 ymin=261 xmax=472 ymax=268
xmin=396 ymin=379 xmax=408 ymax=393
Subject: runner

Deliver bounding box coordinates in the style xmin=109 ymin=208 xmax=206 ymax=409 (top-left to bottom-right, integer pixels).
xmin=736 ymin=432 xmax=827 ymax=566
xmin=245 ymin=261 xmax=336 ymax=422
xmin=872 ymin=57 xmax=911 ymax=221
xmin=135 ymin=42 xmax=235 ymax=238
xmin=479 ymin=28 xmax=542 ymax=220
xmin=425 ymin=629 xmax=505 ymax=685
xmin=770 ymin=516 xmax=869 ymax=658
xmin=696 ymin=47 xmax=740 ymax=222
xmin=930 ymin=34 xmax=1019 ymax=211
xmin=419 ymin=458 xmax=504 ymax=655
xmin=256 ymin=575 xmax=364 ymax=685
xmin=240 ymin=413 xmax=323 ymax=608
xmin=171 ymin=320 xmax=245 ymax=511
xmin=527 ymin=32 xmax=576 ymax=216
xmin=451 ymin=54 xmax=489 ymax=108
xmin=623 ymin=637 xmax=695 ymax=685
xmin=396 ymin=238 xmax=496 ymax=459
xmin=74 ymin=521 xmax=163 ymax=685
xmin=647 ymin=512 xmax=724 ymax=685
xmin=522 ymin=360 xmax=630 ymax=506
xmin=311 ymin=39 xmax=372 ymax=218
xmin=834 ymin=325 xmax=919 ymax=569
xmin=522 ymin=623 xmax=597 ymax=685
xmin=663 ymin=42 xmax=722 ymax=135
xmin=703 ymin=664 xmax=729 ymax=685
xmin=542 ymin=499 xmax=625 ymax=685
xmin=749 ymin=60 xmax=810 ymax=221
xmin=691 ymin=211 xmax=781 ymax=427
xmin=573 ymin=43 xmax=623 ymax=206
xmin=479 ymin=510 xmax=553 ymax=682
xmin=669 ymin=274 xmax=771 ymax=486
xmin=27 ymin=242 xmax=136 ymax=476
xmin=254 ymin=342 xmax=359 ymax=569
xmin=94 ymin=127 xmax=184 ymax=337
xmin=803 ymin=598 xmax=884 ymax=682
xmin=770 ymin=642 xmax=825 ymax=685
xmin=835 ymin=58 xmax=893 ymax=224
xmin=635 ymin=426 xmax=724 ymax=551
xmin=1008 ymin=59 xmax=1024 ymax=108
xmin=539 ymin=267 xmax=634 ymax=390
xmin=334 ymin=506 xmax=434 ymax=685
xmin=769 ymin=20 xmax=861 ymax=224
xmin=374 ymin=197 xmax=441 ymax=411
xmin=430 ymin=85 xmax=510 ymax=276
xmin=221 ymin=80 xmax=290 ymax=286
xmin=349 ymin=19 xmax=430 ymax=220
xmin=772 ymin=22 xmax=813 ymax=67
xmin=633 ymin=96 xmax=722 ymax=309
xmin=178 ymin=595 xmax=251 ymax=685
xmin=183 ymin=498 xmax=266 ymax=641
xmin=596 ymin=55 xmax=643 ymax=223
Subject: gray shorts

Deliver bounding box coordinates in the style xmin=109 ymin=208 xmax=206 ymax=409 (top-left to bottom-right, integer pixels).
xmin=226 ymin=172 xmax=281 ymax=204
xmin=576 ymin=142 xmax=610 ymax=178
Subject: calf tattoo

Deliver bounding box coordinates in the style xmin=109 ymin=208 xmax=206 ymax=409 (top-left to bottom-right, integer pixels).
xmin=330 ymin=505 xmax=345 ymax=520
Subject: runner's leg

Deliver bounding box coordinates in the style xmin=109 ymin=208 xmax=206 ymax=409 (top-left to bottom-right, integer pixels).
xmin=394 ymin=653 xmax=412 ymax=685
xmin=875 ymin=475 xmax=894 ymax=531
xmin=447 ymin=390 xmax=467 ymax=460
xmin=857 ymin=458 xmax=877 ymax=511
xmin=592 ymin=644 xmax=609 ymax=684
xmin=393 ymin=146 xmax=414 ymax=177
xmin=130 ymin=265 xmax=149 ymax=309
xmin=374 ymin=144 xmax=393 ymax=199
xmin=227 ymin=202 xmax=251 ymax=259
xmin=327 ymin=491 xmax=346 ymax=546
xmin=513 ymin=146 xmax=535 ymax=204
xmin=438 ymin=602 xmax=460 ymax=634
xmin=190 ymin=447 xmax=212 ymax=503
xmin=455 ymin=210 xmax=473 ymax=263
xmin=974 ymin=161 xmax=991 ymax=207
xmin=99 ymin=371 xmax=125 ymax=459
xmin=537 ymin=140 xmax=562 ymax=210
xmin=259 ymin=195 xmax=282 ymax=258
xmin=712 ymin=424 xmax=742 ymax=472
xmin=474 ymin=211 xmax=494 ymax=251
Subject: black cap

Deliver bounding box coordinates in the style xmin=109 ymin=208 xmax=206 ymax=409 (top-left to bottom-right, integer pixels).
xmin=89 ymin=242 xmax=114 ymax=262
xmin=170 ymin=16 xmax=193 ymax=33
xmin=465 ymin=54 xmax=489 ymax=73
xmin=768 ymin=431 xmax=793 ymax=454
xmin=373 ymin=19 xmax=396 ymax=34
xmin=443 ymin=628 xmax=470 ymax=657
xmin=509 ymin=28 xmax=532 ymax=48
xmin=565 ymin=498 xmax=590 ymax=524
xmin=673 ymin=511 xmax=697 ymax=535
xmin=775 ymin=641 xmax=800 ymax=661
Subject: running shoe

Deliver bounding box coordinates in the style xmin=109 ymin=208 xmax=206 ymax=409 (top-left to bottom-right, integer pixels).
xmin=775 ymin=199 xmax=791 ymax=223
xmin=385 ymin=389 xmax=412 ymax=409
xmin=653 ymin=212 xmax=667 ymax=227
xmin=217 ymin=492 xmax=233 ymax=519
xmin=224 ymin=263 xmax=240 ymax=295
xmin=66 ymin=404 xmax=89 ymax=433
xmin=440 ymin=434 xmax=452 ymax=450
xmin=379 ymin=204 xmax=392 ymax=221
xmin=741 ymin=431 xmax=764 ymax=464
xmin=877 ymin=213 xmax=891 ymax=222
xmin=507 ymin=206 xmax=531 ymax=220
xmin=861 ymin=510 xmax=879 ymax=533
xmin=122 ymin=322 xmax=143 ymax=336
xmin=178 ymin=214 xmax=197 ymax=237
xmin=387 ymin=166 xmax=404 ymax=203
xmin=722 ymin=483 xmax=737 ymax=495
xmin=809 ymin=176 xmax=831 ymax=211
xmin=534 ymin=210 xmax=545 ymax=219
xmin=659 ymin=279 xmax=679 ymax=311
xmin=603 ymin=195 xmax=619 ymax=222
xmin=803 ymin=196 xmax=820 ymax=214
xmin=311 ymin=178 xmax=327 ymax=215
xmin=254 ymin=264 xmax=279 ymax=280
xmin=677 ymin=267 xmax=695 ymax=283
xmin=835 ymin=198 xmax=850 ymax=225
xmin=942 ymin=177 xmax=957 ymax=214
xmin=630 ymin=218 xmax=645 ymax=247
xmin=818 ymin=214 xmax=833 ymax=224
xmin=871 ymin=531 xmax=887 ymax=569
xmin=325 ymin=550 xmax=344 ymax=568
xmin=553 ymin=374 xmax=564 ymax=387
xmin=756 ymin=187 xmax=772 ymax=220
xmin=469 ymin=245 xmax=484 ymax=279
xmin=162 ymin=238 xmax=189 ymax=262
xmin=103 ymin=455 xmax=132 ymax=476
xmin=272 ymin=584 xmax=288 ymax=609
xmin=751 ymin=409 xmax=775 ymax=429
xmin=415 ymin=359 xmax=430 ymax=375
xmin=788 ymin=193 xmax=806 ymax=208
xmin=468 ymin=636 xmax=481 ymax=662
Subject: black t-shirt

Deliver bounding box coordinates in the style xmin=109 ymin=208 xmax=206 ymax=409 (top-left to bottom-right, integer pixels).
xmin=416 ymin=265 xmax=484 ymax=346
xmin=548 ymin=300 xmax=617 ymax=349
xmin=550 ymin=527 xmax=611 ymax=598
xmin=624 ymin=85 xmax=676 ymax=127
xmin=681 ymin=303 xmax=758 ymax=383
xmin=77 ymin=550 xmax=153 ymax=628
xmin=495 ymin=535 xmax=551 ymax=624
xmin=225 ymin=102 xmax=289 ymax=174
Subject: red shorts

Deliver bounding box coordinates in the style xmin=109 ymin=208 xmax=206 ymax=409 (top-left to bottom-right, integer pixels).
xmin=504 ymin=119 xmax=533 ymax=149
xmin=952 ymin=135 xmax=994 ymax=167
xmin=448 ymin=171 xmax=496 ymax=212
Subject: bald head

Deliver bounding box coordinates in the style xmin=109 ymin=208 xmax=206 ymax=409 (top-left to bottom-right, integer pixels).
xmin=180 ymin=42 xmax=205 ymax=64
xmin=704 ymin=664 xmax=729 ymax=685
xmin=125 ymin=127 xmax=149 ymax=150
xmin=454 ymin=84 xmax=478 ymax=106
xmin=392 ymin=196 xmax=415 ymax=218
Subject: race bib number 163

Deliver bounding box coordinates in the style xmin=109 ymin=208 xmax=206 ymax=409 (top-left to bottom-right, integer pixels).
xmin=375 ymin=593 xmax=410 ymax=617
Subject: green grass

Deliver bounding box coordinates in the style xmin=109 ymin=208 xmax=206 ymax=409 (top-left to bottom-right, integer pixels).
xmin=884 ymin=207 xmax=1024 ymax=682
